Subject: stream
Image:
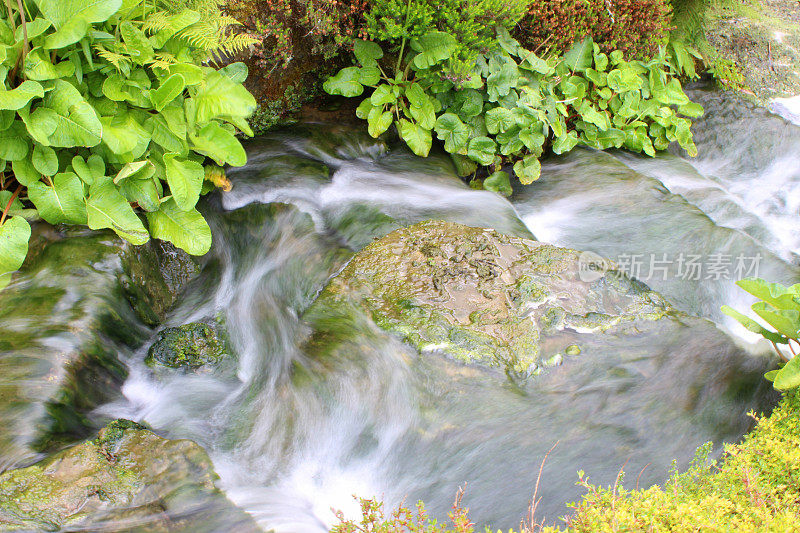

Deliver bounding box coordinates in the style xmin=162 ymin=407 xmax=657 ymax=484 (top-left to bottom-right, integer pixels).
xmin=3 ymin=85 xmax=800 ymax=531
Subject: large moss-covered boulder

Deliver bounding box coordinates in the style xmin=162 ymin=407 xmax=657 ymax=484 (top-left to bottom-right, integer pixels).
xmin=146 ymin=323 xmax=226 ymax=370
xmin=0 ymin=227 xmax=199 ymax=468
xmin=306 ymin=220 xmax=735 ymax=377
xmin=0 ymin=419 xmax=259 ymax=532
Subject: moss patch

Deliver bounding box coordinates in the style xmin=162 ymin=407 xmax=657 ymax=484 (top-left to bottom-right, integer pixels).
xmin=145 ymin=323 xmax=226 ymax=370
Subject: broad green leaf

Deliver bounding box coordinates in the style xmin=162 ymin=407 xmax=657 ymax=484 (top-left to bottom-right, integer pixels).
xmin=32 ymin=145 xmax=58 ymax=176
xmin=454 ymin=89 xmax=484 ymax=118
xmin=114 ymin=161 xmax=153 ymax=184
xmin=354 ymin=40 xmax=383 ymax=67
xmin=120 ymin=21 xmax=153 ymax=64
xmin=192 ymin=70 xmax=257 ymax=123
xmin=31 ymin=80 xmax=101 ymax=147
xmin=397 ymin=119 xmax=432 ymax=157
xmin=355 ymin=97 xmax=375 ymax=119
xmin=520 ymin=50 xmax=552 ymax=75
xmin=562 ymin=37 xmax=594 ymax=72
xmin=145 ymin=114 xmax=188 ymax=155
xmin=737 ymin=278 xmax=800 ymax=311
xmin=11 ymin=157 xmax=41 ymax=186
xmin=410 ymin=32 xmax=458 ymax=69
xmin=17 ymin=18 xmax=51 ymax=41
xmin=101 ymin=112 xmax=147 ymax=155
xmin=367 ymin=107 xmax=393 ymax=138
xmin=0 ymin=81 xmax=44 ymax=110
xmin=323 ymin=67 xmax=364 ymax=97
xmin=33 ymin=0 xmax=122 ymax=28
xmin=485 ymin=107 xmax=516 ymax=134
xmin=552 ymin=131 xmax=579 ymax=154
xmin=150 ymin=74 xmax=186 ymax=111
xmin=774 ymin=355 xmax=800 ymax=390
xmin=358 ymin=67 xmax=380 ymax=86
xmin=513 ymin=155 xmax=542 ymax=185
xmin=71 ymin=154 xmax=104 ymax=185
xmin=0 ymin=216 xmax=31 ymax=290
xmin=86 ymin=180 xmax=149 ymax=245
xmin=495 ymin=26 xmax=522 ymax=57
xmin=370 ymin=84 xmax=396 ymax=106
xmin=752 ymin=302 xmax=799 ymax=339
xmin=484 ymin=170 xmax=512 ymax=196
xmin=578 ymin=102 xmax=610 ymax=131
xmin=656 ymin=78 xmax=690 ymax=105
xmin=607 ymin=68 xmax=643 ymax=92
xmin=121 ymin=175 xmax=161 ymax=212
xmin=408 ymin=98 xmax=436 ymax=130
xmin=434 ymin=113 xmax=469 ymax=153
xmin=450 ymin=153 xmax=478 ymax=177
xmin=23 ymin=47 xmax=75 ymax=80
xmin=0 ymin=122 xmax=30 ymax=160
xmin=27 ymin=172 xmax=87 ymax=224
xmin=467 ymin=136 xmax=496 ymax=166
xmin=721 ymin=305 xmax=788 ymax=344
xmin=486 ymin=60 xmax=520 ymax=101
xmin=146 ymin=199 xmax=211 ymax=256
xmin=189 ymin=122 xmax=247 ymax=167
xmin=218 ymin=62 xmax=249 ymax=84
xmin=166 ymin=63 xmax=204 ymax=86
xmin=678 ymin=101 xmax=704 ymax=118
xmin=163 ymin=152 xmax=204 ymax=211
xmin=44 ymin=15 xmax=89 ymax=49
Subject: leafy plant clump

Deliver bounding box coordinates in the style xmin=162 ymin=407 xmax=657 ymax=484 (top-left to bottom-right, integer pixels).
xmin=324 ymin=29 xmax=702 ymax=195
xmin=722 ymin=278 xmax=800 ymax=391
xmin=0 ymin=0 xmax=257 ymax=290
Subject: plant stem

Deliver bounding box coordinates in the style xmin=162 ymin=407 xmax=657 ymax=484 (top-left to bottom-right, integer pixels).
xmin=0 ymin=185 xmax=22 ymax=226
xmin=395 ymin=0 xmax=414 ymax=75
xmin=771 ymin=341 xmax=790 ymax=363
xmin=16 ymin=0 xmax=28 ymax=57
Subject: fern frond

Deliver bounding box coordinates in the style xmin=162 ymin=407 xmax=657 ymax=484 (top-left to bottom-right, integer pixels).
xmin=94 ymin=45 xmax=132 ymax=71
xmin=142 ymin=11 xmax=173 ymax=34
xmin=218 ymin=32 xmax=259 ymax=53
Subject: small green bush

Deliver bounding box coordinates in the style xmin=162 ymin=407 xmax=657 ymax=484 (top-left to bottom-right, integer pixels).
xmin=0 ymin=0 xmax=257 ymax=290
xmin=324 ymin=29 xmax=702 ymax=195
xmin=516 ymin=0 xmax=672 ymax=59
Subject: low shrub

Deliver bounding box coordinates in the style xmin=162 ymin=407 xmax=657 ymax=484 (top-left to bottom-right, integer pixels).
xmin=516 ymin=0 xmax=672 ymax=60
xmin=0 ymin=0 xmax=256 ymax=290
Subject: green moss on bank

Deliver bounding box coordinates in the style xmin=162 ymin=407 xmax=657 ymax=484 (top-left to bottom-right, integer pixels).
xmin=549 ymin=391 xmax=800 ymax=532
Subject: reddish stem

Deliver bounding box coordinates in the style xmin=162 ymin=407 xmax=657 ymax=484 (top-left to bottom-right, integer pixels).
xmin=0 ymin=184 xmax=21 ymax=226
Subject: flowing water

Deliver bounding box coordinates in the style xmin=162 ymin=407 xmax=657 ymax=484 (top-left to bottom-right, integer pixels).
xmin=6 ymin=86 xmax=799 ymax=531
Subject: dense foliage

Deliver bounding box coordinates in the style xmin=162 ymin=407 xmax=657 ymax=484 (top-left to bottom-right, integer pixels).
xmin=324 ymin=29 xmax=702 ymax=194
xmin=516 ymin=0 xmax=672 ymax=59
xmin=723 ymin=278 xmax=800 ymax=390
xmin=0 ymin=0 xmax=257 ymax=290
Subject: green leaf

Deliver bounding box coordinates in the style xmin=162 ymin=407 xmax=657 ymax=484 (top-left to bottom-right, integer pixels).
xmin=11 ymin=157 xmax=41 ymax=186
xmin=218 ymin=62 xmax=249 ymax=84
xmin=120 ymin=20 xmax=153 ymax=64
xmin=397 ymin=119 xmax=432 ymax=157
xmin=86 ymin=180 xmax=149 ymax=245
xmin=562 ymin=37 xmax=594 ymax=72
xmin=114 ymin=161 xmax=153 ymax=184
xmin=752 ymin=302 xmax=799 ymax=339
xmin=44 ymin=15 xmax=89 ymax=49
xmin=486 ymin=60 xmax=520 ymax=101
xmin=192 ymin=70 xmax=256 ymax=124
xmin=323 ymin=67 xmax=364 ymax=97
xmin=485 ymin=107 xmax=516 ymax=134
xmin=774 ymin=355 xmax=800 ymax=390
xmin=434 ymin=113 xmax=469 ymax=153
xmin=467 ymin=136 xmax=496 ymax=166
xmin=31 ymin=80 xmax=101 ymax=147
xmin=577 ymin=102 xmax=610 ymax=131
xmin=721 ymin=305 xmax=788 ymax=344
xmin=737 ymin=278 xmax=800 ymax=311
xmin=166 ymin=63 xmax=204 ymax=86
xmin=358 ymin=66 xmax=380 ymax=86
xmin=24 ymin=47 xmax=76 ymax=80
xmin=150 ymin=74 xmax=186 ymax=112
xmin=71 ymin=154 xmax=104 ymax=185
xmin=370 ymin=84 xmax=396 ymax=106
xmin=100 ymin=112 xmax=147 ymax=155
xmin=146 ymin=198 xmax=211 ymax=256
xmin=450 ymin=153 xmax=478 ymax=177
xmin=367 ymin=107 xmax=393 ymax=138
xmin=656 ymin=78 xmax=691 ymax=105
xmin=408 ymin=98 xmax=436 ymax=130
xmin=552 ymin=131 xmax=579 ymax=154
xmin=32 ymin=145 xmax=58 ymax=176
xmin=513 ymin=155 xmax=542 ymax=185
xmin=121 ymin=175 xmax=161 ymax=212
xmin=354 ymin=40 xmax=383 ymax=67
xmin=678 ymin=101 xmax=704 ymax=118
xmin=189 ymin=122 xmax=247 ymax=167
xmin=27 ymin=172 xmax=87 ymax=224
xmin=33 ymin=0 xmax=122 ymax=28
xmin=484 ymin=170 xmax=512 ymax=196
xmin=410 ymin=32 xmax=458 ymax=69
xmin=356 ymin=97 xmax=375 ymax=119
xmin=0 ymin=216 xmax=31 ymax=290
xmin=607 ymin=68 xmax=643 ymax=92
xmin=0 ymin=81 xmax=44 ymax=110
xmin=454 ymin=89 xmax=483 ymax=118
xmin=520 ymin=50 xmax=553 ymax=75
xmin=164 ymin=152 xmax=204 ymax=211
xmin=0 ymin=122 xmax=30 ymax=161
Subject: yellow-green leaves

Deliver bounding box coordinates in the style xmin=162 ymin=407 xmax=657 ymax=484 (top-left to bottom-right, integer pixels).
xmin=192 ymin=70 xmax=256 ymax=123
xmin=146 ymin=199 xmax=211 ymax=256
xmin=150 ymin=74 xmax=186 ymax=111
xmin=164 ymin=153 xmax=204 ymax=212
xmin=410 ymin=32 xmax=457 ymax=69
xmin=0 ymin=81 xmax=44 ymax=110
xmin=86 ymin=180 xmax=149 ymax=245
xmin=0 ymin=216 xmax=31 ymax=290
xmin=323 ymin=67 xmax=365 ymax=97
xmin=28 ymin=172 xmax=87 ymax=224
xmin=189 ymin=123 xmax=247 ymax=167
xmin=398 ymin=119 xmax=432 ymax=157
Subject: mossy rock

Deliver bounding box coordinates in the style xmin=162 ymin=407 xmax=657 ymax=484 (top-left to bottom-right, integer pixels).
xmin=306 ymin=220 xmax=678 ymax=376
xmin=146 ymin=323 xmax=226 ymax=370
xmin=0 ymin=419 xmax=259 ymax=532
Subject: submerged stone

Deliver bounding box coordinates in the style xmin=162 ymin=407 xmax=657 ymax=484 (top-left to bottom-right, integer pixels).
xmin=306 ymin=220 xmax=742 ymax=378
xmin=0 ymin=226 xmax=199 ymax=468
xmin=146 ymin=323 xmax=226 ymax=370
xmin=0 ymin=419 xmax=259 ymax=532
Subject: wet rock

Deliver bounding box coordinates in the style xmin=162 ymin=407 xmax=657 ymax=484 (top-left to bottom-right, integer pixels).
xmin=305 ymin=220 xmax=763 ymax=379
xmin=0 ymin=227 xmax=199 ymax=469
xmin=146 ymin=323 xmax=226 ymax=370
xmin=0 ymin=419 xmax=259 ymax=532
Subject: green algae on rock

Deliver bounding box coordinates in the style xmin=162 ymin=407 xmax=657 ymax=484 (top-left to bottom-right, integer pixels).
xmin=0 ymin=419 xmax=259 ymax=532
xmin=146 ymin=323 xmax=227 ymax=370
xmin=306 ymin=220 xmax=676 ymax=376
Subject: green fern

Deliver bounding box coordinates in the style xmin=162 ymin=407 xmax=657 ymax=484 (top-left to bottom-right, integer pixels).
xmin=670 ymin=0 xmax=718 ymax=43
